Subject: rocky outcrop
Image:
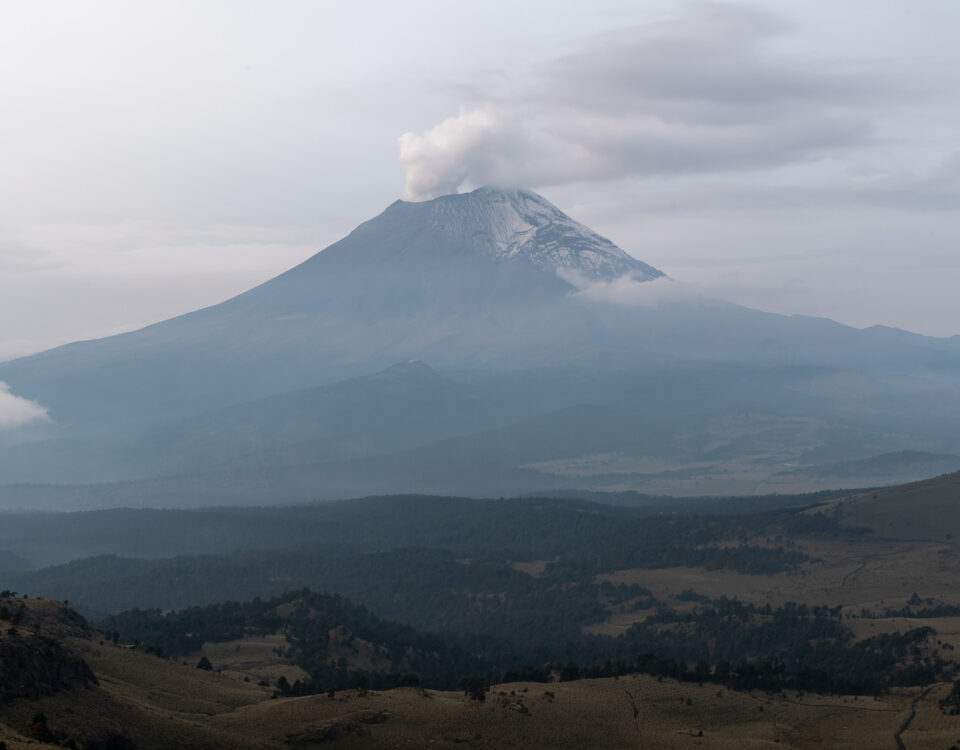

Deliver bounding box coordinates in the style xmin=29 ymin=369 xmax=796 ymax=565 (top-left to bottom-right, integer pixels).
xmin=17 ymin=598 xmax=95 ymax=639
xmin=0 ymin=630 xmax=98 ymax=703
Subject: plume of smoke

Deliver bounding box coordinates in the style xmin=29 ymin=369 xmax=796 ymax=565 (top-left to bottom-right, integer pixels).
xmin=397 ymin=105 xmax=532 ymax=201
xmin=396 ymin=3 xmax=877 ymax=201
xmin=0 ymin=382 xmax=49 ymax=430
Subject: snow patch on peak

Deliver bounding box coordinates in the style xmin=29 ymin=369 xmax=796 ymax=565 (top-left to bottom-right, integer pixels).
xmin=421 ymin=187 xmax=664 ymax=283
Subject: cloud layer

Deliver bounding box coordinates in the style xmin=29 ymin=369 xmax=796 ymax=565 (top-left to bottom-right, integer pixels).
xmin=559 ymin=271 xmax=703 ymax=308
xmin=399 ymin=3 xmax=878 ymax=200
xmin=0 ymin=382 xmax=48 ymax=430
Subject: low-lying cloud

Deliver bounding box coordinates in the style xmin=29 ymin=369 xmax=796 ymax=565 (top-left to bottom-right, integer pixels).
xmin=0 ymin=382 xmax=49 ymax=430
xmin=399 ymin=2 xmax=879 ymax=200
xmin=559 ymin=271 xmax=705 ymax=308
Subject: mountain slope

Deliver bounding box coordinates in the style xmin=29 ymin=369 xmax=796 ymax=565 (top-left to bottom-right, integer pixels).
xmin=1 ymin=186 xmax=957 ymax=439
xmin=0 ymin=361 xmax=547 ymax=483
xmin=782 ymin=450 xmax=960 ymax=483
xmin=3 ymin=360 xmax=960 ymax=503
xmin=0 ymin=188 xmax=663 ymax=434
xmin=308 ymin=187 xmax=663 ymax=280
xmin=837 ymin=470 xmax=960 ymax=541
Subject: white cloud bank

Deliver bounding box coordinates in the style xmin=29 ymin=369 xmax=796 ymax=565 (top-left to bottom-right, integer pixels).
xmin=558 ymin=270 xmax=707 ymax=309
xmin=0 ymin=382 xmax=49 ymax=430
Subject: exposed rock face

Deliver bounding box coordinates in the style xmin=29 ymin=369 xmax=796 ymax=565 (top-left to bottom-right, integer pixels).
xmin=17 ymin=597 xmax=95 ymax=639
xmin=0 ymin=630 xmax=98 ymax=703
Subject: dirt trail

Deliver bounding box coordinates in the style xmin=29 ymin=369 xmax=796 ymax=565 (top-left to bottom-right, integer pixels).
xmin=894 ymin=687 xmax=933 ymax=750
xmin=840 ymin=562 xmax=866 ymax=588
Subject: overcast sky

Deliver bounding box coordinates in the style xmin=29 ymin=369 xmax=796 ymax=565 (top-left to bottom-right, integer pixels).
xmin=1 ymin=0 xmax=958 ymax=362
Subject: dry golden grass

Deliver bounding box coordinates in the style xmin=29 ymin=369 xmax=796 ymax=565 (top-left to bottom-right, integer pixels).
xmin=40 ymin=670 xmax=917 ymax=750
xmin=1 ymin=620 xmax=956 ymax=749
xmin=585 ymin=537 xmax=960 ymax=635
xmin=838 ymin=471 xmax=960 ymax=542
xmin=189 ymin=633 xmax=311 ymax=685
xmin=1 ymin=636 xmax=271 ymax=750
xmin=195 ymin=679 xmax=957 ymax=749
xmin=69 ymin=636 xmax=268 ymax=714
xmin=900 ymin=682 xmax=960 ymax=750
xmin=0 ymin=598 xmax=269 ymax=749
xmin=8 ymin=527 xmax=960 ymax=750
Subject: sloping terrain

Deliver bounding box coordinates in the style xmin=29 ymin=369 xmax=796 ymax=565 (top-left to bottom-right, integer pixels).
xmin=0 ymin=361 xmax=567 ymax=484
xmin=5 ymin=489 xmax=960 ymax=695
xmin=6 ymin=473 xmax=960 ymax=746
xmin=777 ymin=450 xmax=960 ymax=486
xmin=0 ymin=188 xmax=668 ymax=434
xmin=0 ymin=596 xmax=957 ymax=749
xmin=1 ymin=187 xmax=957 ymax=483
xmin=4 ymin=361 xmax=959 ymax=502
xmin=835 ymin=470 xmax=960 ymax=542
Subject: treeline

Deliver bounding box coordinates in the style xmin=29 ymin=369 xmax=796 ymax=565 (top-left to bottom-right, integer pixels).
xmin=490 ymin=625 xmax=944 ymax=695
xmin=865 ymin=592 xmax=960 ymax=619
xmin=2 ymin=492 xmax=857 ymax=571
xmin=53 ymin=549 xmax=608 ymax=649
xmin=100 ymin=590 xmax=488 ymax=690
xmin=3 ymin=496 xmax=854 ymax=630
xmin=10 ymin=543 xmax=810 ymax=651
xmin=5 ymin=495 xmax=875 ymax=672
xmin=546 ymin=542 xmax=807 ymax=580
xmin=601 ymin=601 xmax=947 ymax=695
xmin=101 ymin=589 xmax=953 ymax=698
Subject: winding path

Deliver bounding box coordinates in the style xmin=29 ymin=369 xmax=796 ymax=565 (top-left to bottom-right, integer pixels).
xmin=840 ymin=562 xmax=866 ymax=588
xmin=894 ymin=687 xmax=933 ymax=750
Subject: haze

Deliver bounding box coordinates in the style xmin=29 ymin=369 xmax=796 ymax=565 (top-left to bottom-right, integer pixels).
xmin=1 ymin=0 xmax=959 ymax=363
xmin=5 ymin=7 xmax=960 ymax=745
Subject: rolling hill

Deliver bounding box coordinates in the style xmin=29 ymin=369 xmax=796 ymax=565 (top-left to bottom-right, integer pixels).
xmin=2 ymin=595 xmax=939 ymax=750
xmin=835 ymin=469 xmax=960 ymax=542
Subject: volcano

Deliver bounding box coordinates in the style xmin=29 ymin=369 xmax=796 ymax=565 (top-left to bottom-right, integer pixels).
xmin=0 ymin=187 xmax=957 ymax=438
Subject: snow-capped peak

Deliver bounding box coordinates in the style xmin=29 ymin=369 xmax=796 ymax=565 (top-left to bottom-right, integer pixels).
xmin=411 ymin=187 xmax=664 ymax=282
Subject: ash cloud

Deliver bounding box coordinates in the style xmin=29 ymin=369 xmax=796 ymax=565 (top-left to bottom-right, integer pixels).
xmin=399 ymin=2 xmax=879 ymax=200
xmin=0 ymin=382 xmax=49 ymax=430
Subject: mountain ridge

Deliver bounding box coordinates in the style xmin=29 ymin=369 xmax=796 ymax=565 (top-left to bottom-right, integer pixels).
xmin=0 ymin=186 xmax=958 ymax=447
xmin=382 ymin=187 xmax=664 ymax=281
